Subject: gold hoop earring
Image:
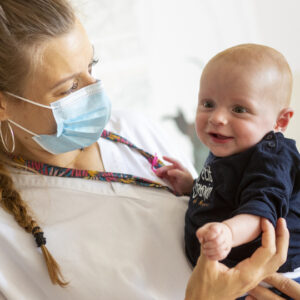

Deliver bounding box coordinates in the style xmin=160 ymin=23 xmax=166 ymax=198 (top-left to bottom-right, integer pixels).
xmin=0 ymin=121 xmax=15 ymax=153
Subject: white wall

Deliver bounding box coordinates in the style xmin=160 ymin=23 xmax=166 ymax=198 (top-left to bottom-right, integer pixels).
xmin=72 ymin=0 xmax=300 ymax=169
xmin=250 ymin=0 xmax=300 ymax=147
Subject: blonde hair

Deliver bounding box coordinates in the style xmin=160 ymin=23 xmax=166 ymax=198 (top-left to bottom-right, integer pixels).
xmin=205 ymin=43 xmax=293 ymax=107
xmin=0 ymin=0 xmax=76 ymax=287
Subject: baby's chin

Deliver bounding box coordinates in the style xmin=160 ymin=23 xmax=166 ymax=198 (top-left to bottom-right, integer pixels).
xmin=210 ymin=142 xmax=260 ymax=157
xmin=210 ymin=150 xmax=235 ymax=158
xmin=210 ymin=146 xmax=247 ymax=158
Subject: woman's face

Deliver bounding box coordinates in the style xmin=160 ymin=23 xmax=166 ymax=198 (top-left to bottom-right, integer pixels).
xmin=2 ymin=20 xmax=97 ymax=154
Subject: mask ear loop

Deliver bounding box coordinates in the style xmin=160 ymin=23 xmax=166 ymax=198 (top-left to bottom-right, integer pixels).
xmin=4 ymin=92 xmax=52 ymax=140
xmin=8 ymin=119 xmax=39 ymax=137
xmin=0 ymin=121 xmax=15 ymax=153
xmin=5 ymin=92 xmax=52 ymax=109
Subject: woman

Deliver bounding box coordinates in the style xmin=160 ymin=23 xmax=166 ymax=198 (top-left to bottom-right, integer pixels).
xmin=0 ymin=0 xmax=299 ymax=299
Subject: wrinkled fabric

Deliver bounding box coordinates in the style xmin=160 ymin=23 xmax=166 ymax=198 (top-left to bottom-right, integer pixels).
xmin=0 ymin=110 xmax=196 ymax=300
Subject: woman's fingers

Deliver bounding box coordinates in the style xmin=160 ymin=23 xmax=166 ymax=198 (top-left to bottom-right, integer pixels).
xmin=232 ymin=218 xmax=289 ymax=295
xmin=260 ymin=218 xmax=276 ymax=250
xmin=254 ymin=218 xmax=288 ymax=270
xmin=198 ymin=244 xmax=218 ymax=268
xmin=274 ymin=218 xmax=289 ymax=266
xmin=264 ymin=273 xmax=300 ymax=299
xmin=248 ymin=218 xmax=289 ymax=272
xmin=248 ymin=284 xmax=285 ymax=300
xmin=242 ymin=219 xmax=291 ymax=300
xmin=247 ymin=219 xmax=276 ymax=269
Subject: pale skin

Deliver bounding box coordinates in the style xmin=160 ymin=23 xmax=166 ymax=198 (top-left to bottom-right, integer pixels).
xmin=247 ymin=272 xmax=300 ymax=300
xmin=156 ymin=55 xmax=294 ymax=261
xmin=0 ymin=20 xmax=105 ymax=171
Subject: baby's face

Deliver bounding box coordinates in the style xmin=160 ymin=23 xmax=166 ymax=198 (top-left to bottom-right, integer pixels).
xmin=195 ymin=59 xmax=281 ymax=157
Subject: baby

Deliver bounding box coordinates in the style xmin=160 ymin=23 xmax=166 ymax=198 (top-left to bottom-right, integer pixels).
xmin=156 ymin=44 xmax=300 ymax=278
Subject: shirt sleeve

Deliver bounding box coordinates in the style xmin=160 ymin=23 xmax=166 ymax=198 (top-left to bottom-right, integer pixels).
xmin=231 ymin=141 xmax=294 ymax=227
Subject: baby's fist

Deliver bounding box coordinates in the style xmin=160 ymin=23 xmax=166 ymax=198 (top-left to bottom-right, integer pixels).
xmin=196 ymin=222 xmax=233 ymax=261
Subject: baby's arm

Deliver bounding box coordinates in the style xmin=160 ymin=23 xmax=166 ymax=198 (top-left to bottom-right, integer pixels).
xmin=155 ymin=156 xmax=194 ymax=195
xmin=196 ymin=214 xmax=261 ymax=261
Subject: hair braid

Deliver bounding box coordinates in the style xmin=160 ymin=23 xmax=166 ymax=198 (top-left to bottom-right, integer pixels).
xmin=0 ymin=164 xmax=68 ymax=286
xmin=0 ymin=0 xmax=75 ymax=286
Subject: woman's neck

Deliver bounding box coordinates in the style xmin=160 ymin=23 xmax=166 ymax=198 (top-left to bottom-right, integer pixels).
xmin=10 ymin=141 xmax=105 ymax=172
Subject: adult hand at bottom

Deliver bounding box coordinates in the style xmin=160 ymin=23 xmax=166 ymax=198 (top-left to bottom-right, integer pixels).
xmin=246 ymin=272 xmax=300 ymax=300
xmin=184 ymin=218 xmax=289 ymax=300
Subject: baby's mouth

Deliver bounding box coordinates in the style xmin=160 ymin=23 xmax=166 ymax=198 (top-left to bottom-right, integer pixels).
xmin=209 ymin=132 xmax=233 ymax=142
xmin=210 ymin=133 xmax=229 ymax=139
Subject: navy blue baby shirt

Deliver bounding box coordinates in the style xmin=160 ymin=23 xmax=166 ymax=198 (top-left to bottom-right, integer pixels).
xmin=185 ymin=131 xmax=300 ymax=272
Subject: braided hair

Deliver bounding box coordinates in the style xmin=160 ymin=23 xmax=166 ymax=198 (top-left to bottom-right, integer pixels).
xmin=0 ymin=0 xmax=76 ymax=287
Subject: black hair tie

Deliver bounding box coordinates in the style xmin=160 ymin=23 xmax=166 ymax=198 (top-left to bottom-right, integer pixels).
xmin=32 ymin=226 xmax=46 ymax=247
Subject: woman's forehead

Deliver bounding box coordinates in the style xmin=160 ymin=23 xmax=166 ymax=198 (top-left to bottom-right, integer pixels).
xmin=30 ymin=21 xmax=93 ymax=90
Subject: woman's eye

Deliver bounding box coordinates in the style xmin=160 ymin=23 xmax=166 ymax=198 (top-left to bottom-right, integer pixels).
xmin=233 ymin=106 xmax=247 ymax=113
xmin=62 ymin=81 xmax=79 ymax=95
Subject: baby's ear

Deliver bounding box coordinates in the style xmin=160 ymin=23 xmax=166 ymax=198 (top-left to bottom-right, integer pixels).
xmin=274 ymin=107 xmax=294 ymax=132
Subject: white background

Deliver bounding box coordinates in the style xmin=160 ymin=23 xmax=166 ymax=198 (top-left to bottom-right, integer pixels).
xmin=72 ymin=0 xmax=300 ymax=170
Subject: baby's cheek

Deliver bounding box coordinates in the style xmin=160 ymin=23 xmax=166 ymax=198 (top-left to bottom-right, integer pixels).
xmin=195 ymin=114 xmax=207 ymax=142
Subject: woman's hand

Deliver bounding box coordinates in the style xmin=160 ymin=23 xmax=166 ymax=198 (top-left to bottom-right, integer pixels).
xmin=184 ymin=218 xmax=289 ymax=300
xmin=246 ymin=272 xmax=300 ymax=300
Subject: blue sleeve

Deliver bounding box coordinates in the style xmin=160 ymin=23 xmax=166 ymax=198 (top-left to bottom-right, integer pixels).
xmin=231 ymin=143 xmax=294 ymax=227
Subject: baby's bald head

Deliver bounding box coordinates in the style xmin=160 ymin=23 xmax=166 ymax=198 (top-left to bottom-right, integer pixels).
xmin=204 ymin=43 xmax=293 ymax=109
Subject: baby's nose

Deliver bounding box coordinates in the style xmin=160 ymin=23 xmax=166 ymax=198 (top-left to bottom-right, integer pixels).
xmin=208 ymin=109 xmax=228 ymax=126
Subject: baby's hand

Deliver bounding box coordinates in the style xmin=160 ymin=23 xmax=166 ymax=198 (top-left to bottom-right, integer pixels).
xmin=155 ymin=156 xmax=194 ymax=195
xmin=196 ymin=222 xmax=233 ymax=261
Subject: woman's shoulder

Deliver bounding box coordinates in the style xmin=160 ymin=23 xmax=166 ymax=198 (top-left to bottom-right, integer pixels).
xmin=106 ymin=109 xmax=161 ymax=140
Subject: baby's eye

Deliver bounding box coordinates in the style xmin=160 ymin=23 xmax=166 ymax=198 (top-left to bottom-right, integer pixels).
xmin=61 ymin=81 xmax=79 ymax=95
xmin=202 ymin=100 xmax=214 ymax=109
xmin=233 ymin=106 xmax=247 ymax=113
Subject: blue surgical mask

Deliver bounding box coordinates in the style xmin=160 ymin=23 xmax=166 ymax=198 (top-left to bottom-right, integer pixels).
xmin=6 ymin=80 xmax=111 ymax=154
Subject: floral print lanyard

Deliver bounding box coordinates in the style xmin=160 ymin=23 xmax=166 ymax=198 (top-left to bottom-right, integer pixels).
xmin=12 ymin=130 xmax=172 ymax=192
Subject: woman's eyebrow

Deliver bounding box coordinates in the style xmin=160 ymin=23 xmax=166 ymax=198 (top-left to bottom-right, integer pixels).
xmin=50 ymin=73 xmax=80 ymax=90
xmin=50 ymin=45 xmax=95 ymax=90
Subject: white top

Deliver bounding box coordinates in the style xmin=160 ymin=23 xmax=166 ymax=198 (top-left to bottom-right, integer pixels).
xmin=0 ymin=111 xmax=197 ymax=300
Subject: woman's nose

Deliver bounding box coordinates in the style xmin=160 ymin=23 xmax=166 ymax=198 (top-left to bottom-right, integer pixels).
xmin=81 ymin=73 xmax=96 ymax=87
xmin=208 ymin=109 xmax=228 ymax=126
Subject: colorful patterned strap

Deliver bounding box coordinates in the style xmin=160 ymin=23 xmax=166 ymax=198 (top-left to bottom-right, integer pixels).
xmin=101 ymin=130 xmax=165 ymax=168
xmin=11 ymin=130 xmax=172 ymax=193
